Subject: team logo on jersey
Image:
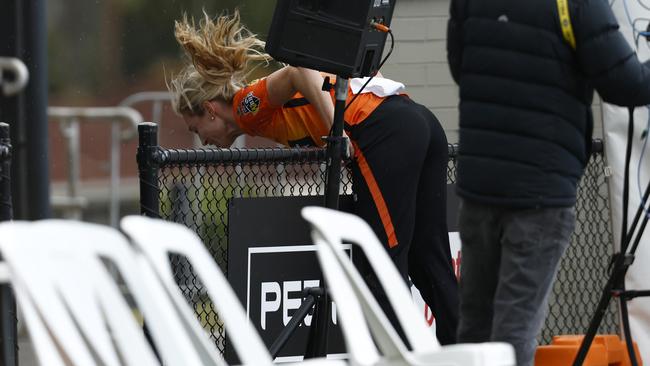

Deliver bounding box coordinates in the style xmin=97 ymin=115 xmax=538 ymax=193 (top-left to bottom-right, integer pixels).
xmin=239 ymin=92 xmax=260 ymax=116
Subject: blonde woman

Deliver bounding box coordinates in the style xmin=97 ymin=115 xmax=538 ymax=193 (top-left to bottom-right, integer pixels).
xmin=169 ymin=11 xmax=459 ymax=345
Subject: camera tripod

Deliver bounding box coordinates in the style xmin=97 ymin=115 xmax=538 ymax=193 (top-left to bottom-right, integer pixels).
xmin=573 ymin=106 xmax=650 ymax=366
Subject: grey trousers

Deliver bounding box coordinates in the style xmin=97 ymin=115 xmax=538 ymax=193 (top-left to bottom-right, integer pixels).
xmin=457 ymin=199 xmax=576 ymax=366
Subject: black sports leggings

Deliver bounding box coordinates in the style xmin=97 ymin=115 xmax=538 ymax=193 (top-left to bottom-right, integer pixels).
xmin=346 ymin=95 xmax=459 ymax=345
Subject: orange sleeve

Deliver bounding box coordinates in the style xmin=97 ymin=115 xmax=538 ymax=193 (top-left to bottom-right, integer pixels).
xmin=232 ymin=78 xmax=280 ymax=136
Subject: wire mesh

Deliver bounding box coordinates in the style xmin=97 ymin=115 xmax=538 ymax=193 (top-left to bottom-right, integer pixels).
xmin=154 ymin=142 xmax=616 ymax=351
xmin=540 ymin=144 xmax=619 ymax=343
xmin=156 ymin=148 xmax=353 ymax=350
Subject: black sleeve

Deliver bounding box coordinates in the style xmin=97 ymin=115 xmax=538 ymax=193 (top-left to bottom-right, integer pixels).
xmin=447 ymin=0 xmax=464 ymax=84
xmin=575 ymin=0 xmax=650 ymax=106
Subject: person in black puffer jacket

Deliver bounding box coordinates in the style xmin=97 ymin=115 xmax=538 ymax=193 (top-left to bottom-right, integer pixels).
xmin=447 ymin=0 xmax=650 ymax=364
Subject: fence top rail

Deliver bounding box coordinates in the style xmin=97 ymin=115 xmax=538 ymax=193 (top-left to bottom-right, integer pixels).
xmin=149 ymin=139 xmax=603 ymax=166
xmin=155 ymin=147 xmax=329 ymax=166
xmin=48 ymin=106 xmax=144 ymax=140
xmin=153 ymin=145 xmax=460 ymax=166
xmin=119 ymin=91 xmax=172 ymax=107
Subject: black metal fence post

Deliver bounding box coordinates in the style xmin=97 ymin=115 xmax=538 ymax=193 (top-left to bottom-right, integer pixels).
xmin=0 ymin=122 xmax=17 ymax=366
xmin=135 ymin=122 xmax=163 ymax=361
xmin=137 ymin=122 xmax=160 ymax=218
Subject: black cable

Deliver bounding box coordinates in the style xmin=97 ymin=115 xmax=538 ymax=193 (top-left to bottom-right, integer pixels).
xmin=622 ymin=107 xmax=634 ymax=254
xmin=620 ymin=107 xmax=639 ymax=366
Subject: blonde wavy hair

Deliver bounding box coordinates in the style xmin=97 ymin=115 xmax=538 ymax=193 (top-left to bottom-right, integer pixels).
xmin=168 ymin=10 xmax=272 ymax=116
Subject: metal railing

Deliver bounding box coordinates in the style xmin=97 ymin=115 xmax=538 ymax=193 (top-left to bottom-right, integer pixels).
xmin=48 ymin=91 xmax=179 ymax=226
xmin=48 ymin=106 xmax=143 ymax=225
xmin=119 ymin=91 xmax=171 ymax=137
xmin=120 ymin=91 xmax=209 ymax=148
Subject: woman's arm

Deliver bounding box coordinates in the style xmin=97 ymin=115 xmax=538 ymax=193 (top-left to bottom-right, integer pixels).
xmin=266 ymin=66 xmax=334 ymax=129
xmin=265 ymin=66 xmax=354 ymax=155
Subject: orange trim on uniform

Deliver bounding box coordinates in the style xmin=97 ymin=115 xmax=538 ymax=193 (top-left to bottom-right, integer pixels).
xmin=351 ymin=141 xmax=398 ymax=248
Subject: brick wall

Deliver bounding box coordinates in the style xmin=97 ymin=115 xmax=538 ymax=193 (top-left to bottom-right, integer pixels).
xmin=382 ymin=0 xmax=459 ymax=142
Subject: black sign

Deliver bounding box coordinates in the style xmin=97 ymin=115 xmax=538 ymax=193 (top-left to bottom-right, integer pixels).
xmin=228 ymin=196 xmax=354 ymax=362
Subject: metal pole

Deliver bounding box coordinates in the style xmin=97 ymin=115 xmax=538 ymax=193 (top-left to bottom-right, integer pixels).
xmin=269 ymin=291 xmax=319 ymax=358
xmin=306 ymin=77 xmax=349 ymax=359
xmin=323 ymin=77 xmax=349 ymax=210
xmin=1 ymin=0 xmax=51 ymax=220
xmin=61 ymin=117 xmax=82 ymax=220
xmin=0 ymin=0 xmax=25 ymax=221
xmin=0 ymin=122 xmax=17 ymax=366
xmin=110 ymin=121 xmax=121 ymax=227
xmin=135 ymin=122 xmax=162 ymax=362
xmin=20 ymin=0 xmax=51 ymax=220
xmin=137 ymin=122 xmax=160 ymax=218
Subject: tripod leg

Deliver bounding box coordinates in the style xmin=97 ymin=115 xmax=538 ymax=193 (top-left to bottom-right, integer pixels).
xmin=619 ymin=293 xmax=639 ymax=366
xmin=572 ymin=260 xmax=624 ymax=366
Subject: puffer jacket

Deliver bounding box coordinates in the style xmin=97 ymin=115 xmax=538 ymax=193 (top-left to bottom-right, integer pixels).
xmin=447 ymin=0 xmax=650 ymax=207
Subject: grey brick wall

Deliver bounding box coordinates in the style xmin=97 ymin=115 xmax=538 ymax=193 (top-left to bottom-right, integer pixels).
xmin=382 ymin=0 xmax=459 ymax=142
xmin=384 ymin=0 xmax=603 ymax=143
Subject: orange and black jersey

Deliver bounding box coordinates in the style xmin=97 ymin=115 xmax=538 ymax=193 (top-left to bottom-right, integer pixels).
xmin=231 ymin=77 xmax=388 ymax=147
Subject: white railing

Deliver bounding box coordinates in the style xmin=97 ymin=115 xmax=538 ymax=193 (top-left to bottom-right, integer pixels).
xmin=119 ymin=91 xmax=171 ymax=133
xmin=48 ymin=106 xmax=143 ymax=225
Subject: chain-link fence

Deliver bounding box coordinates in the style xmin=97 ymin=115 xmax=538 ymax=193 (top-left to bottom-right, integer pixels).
xmin=158 ymin=151 xmax=353 ymax=350
xmin=541 ymin=141 xmax=619 ymax=342
xmin=446 ymin=140 xmax=618 ymax=343
xmin=138 ymin=121 xmax=618 ymax=351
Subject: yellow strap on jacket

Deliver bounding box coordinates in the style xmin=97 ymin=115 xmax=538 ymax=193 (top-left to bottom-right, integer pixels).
xmin=557 ymin=0 xmax=576 ymax=50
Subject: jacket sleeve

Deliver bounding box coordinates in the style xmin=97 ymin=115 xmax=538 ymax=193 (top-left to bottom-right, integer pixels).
xmin=575 ymin=0 xmax=650 ymax=106
xmin=447 ymin=0 xmax=464 ymax=84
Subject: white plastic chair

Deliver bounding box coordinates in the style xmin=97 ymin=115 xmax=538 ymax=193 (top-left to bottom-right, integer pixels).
xmin=301 ymin=206 xmax=516 ymax=366
xmin=0 ymin=220 xmax=224 ymax=366
xmin=120 ymin=215 xmax=346 ymax=366
xmin=3 ymin=268 xmax=67 ymax=366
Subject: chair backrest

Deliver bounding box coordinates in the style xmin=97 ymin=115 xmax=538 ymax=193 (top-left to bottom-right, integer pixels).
xmin=304 ymin=208 xmax=519 ymax=366
xmin=0 ymin=220 xmax=224 ymax=366
xmin=0 ymin=221 xmax=160 ymax=366
xmin=8 ymin=274 xmax=67 ymax=366
xmin=301 ymin=206 xmax=441 ymax=353
xmin=120 ymin=215 xmax=274 ymax=366
xmin=309 ymin=227 xmax=388 ymax=366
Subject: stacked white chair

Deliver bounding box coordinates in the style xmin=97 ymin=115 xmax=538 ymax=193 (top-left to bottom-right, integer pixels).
xmin=120 ymin=215 xmax=346 ymax=366
xmin=301 ymin=206 xmax=516 ymax=366
xmin=0 ymin=213 xmax=515 ymax=366
xmin=0 ymin=220 xmax=224 ymax=366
